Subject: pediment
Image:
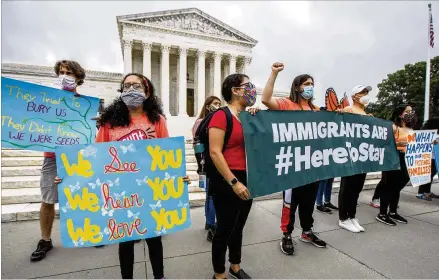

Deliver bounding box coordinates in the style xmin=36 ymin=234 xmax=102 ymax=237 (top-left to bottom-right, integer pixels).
xmin=117 ymin=8 xmax=257 ymax=45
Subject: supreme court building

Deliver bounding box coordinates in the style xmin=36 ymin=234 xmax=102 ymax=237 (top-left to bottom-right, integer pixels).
xmin=2 ymin=8 xmax=288 ymax=137
xmin=117 ymin=8 xmax=257 ymax=117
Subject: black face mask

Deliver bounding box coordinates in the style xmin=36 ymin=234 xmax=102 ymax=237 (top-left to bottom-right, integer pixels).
xmin=401 ymin=111 xmax=417 ymax=127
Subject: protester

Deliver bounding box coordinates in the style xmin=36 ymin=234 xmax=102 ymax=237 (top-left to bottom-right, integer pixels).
xmin=261 ymin=62 xmax=327 ymax=256
xmin=209 ymin=73 xmax=256 ymax=279
xmin=316 ymin=178 xmax=338 ymax=214
xmin=55 ymin=73 xmax=189 ymax=279
xmin=416 ymin=117 xmax=439 ymax=200
xmin=30 ymin=60 xmax=86 ymax=262
xmin=337 ymin=85 xmax=372 ymax=233
xmin=376 ymin=104 xmax=415 ymax=226
xmin=192 ymin=96 xmax=222 ymax=242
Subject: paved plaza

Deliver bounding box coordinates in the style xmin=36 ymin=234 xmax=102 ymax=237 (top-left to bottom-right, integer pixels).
xmin=2 ymin=185 xmax=439 ymax=279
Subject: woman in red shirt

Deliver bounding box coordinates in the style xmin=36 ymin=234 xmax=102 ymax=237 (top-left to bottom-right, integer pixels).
xmin=261 ymin=62 xmax=327 ymax=256
xmin=209 ymin=74 xmax=256 ymax=279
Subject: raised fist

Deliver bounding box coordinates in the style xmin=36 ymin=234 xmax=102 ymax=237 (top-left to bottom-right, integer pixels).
xmin=272 ymin=62 xmax=284 ymax=73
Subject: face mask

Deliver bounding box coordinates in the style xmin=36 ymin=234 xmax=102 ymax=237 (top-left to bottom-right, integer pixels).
xmin=121 ymin=88 xmax=146 ymax=109
xmin=301 ymin=86 xmax=314 ymax=100
xmin=59 ymin=75 xmax=77 ymax=91
xmin=242 ymin=86 xmax=257 ymax=106
xmin=358 ymin=95 xmax=370 ymax=105
xmin=402 ymin=110 xmax=416 ymax=126
xmin=208 ymin=104 xmax=220 ymax=112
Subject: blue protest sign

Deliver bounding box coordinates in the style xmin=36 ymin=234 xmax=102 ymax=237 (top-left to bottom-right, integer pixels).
xmin=1 ymin=77 xmax=99 ymax=152
xmin=55 ymin=136 xmax=191 ymax=248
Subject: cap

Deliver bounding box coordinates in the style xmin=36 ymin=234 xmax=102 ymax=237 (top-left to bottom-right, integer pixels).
xmin=351 ymin=85 xmax=372 ymax=96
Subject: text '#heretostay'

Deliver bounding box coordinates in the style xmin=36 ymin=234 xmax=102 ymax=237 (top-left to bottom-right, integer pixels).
xmin=274 ymin=143 xmax=385 ymax=176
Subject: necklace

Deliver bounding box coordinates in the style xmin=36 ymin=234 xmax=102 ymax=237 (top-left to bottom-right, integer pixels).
xmin=228 ymin=105 xmax=242 ymax=123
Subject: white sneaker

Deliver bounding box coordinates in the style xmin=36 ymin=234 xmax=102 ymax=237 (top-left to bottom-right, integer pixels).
xmin=351 ymin=218 xmax=365 ymax=232
xmin=339 ymin=219 xmax=360 ymax=233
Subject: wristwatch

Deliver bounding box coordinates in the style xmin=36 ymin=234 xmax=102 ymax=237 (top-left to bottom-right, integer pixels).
xmin=228 ymin=178 xmax=238 ymax=186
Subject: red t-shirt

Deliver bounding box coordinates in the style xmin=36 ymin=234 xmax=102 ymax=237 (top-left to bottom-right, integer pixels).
xmin=95 ymin=114 xmax=168 ymax=142
xmin=208 ymin=110 xmax=246 ymax=171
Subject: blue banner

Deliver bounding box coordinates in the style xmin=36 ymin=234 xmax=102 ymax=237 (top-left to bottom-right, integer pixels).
xmin=55 ymin=136 xmax=191 ymax=248
xmin=1 ymin=77 xmax=99 ymax=152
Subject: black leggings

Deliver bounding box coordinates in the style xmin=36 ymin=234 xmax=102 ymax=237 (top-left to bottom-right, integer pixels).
xmin=338 ymin=173 xmax=367 ymax=220
xmin=380 ymin=152 xmax=410 ymax=215
xmin=119 ymin=237 xmax=163 ymax=279
xmin=418 ymin=159 xmax=437 ymax=194
xmin=211 ymin=170 xmax=253 ymax=274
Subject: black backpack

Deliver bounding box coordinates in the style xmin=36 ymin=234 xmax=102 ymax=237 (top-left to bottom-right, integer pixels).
xmin=193 ymin=107 xmax=233 ymax=178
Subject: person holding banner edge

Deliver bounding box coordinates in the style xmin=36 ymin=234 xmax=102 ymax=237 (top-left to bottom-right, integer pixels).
xmin=336 ymin=85 xmax=373 ymax=233
xmin=376 ymin=104 xmax=415 ymax=226
xmin=30 ymin=60 xmax=87 ymax=262
xmin=261 ymin=62 xmax=327 ymax=256
xmin=192 ymin=96 xmax=222 ymax=242
xmin=416 ymin=117 xmax=439 ymax=200
xmin=208 ymin=74 xmax=258 ymax=279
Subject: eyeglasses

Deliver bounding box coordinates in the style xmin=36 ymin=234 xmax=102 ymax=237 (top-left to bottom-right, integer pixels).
xmin=122 ymin=83 xmax=145 ymax=92
xmin=234 ymin=82 xmax=255 ymax=90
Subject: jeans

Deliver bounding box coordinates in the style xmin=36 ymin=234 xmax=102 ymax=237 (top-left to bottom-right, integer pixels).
xmin=211 ymin=170 xmax=253 ymax=274
xmin=338 ymin=173 xmax=367 ymax=220
xmin=119 ymin=237 xmax=163 ymax=279
xmin=418 ymin=159 xmax=437 ymax=194
xmin=316 ymin=178 xmax=334 ymax=206
xmin=205 ymin=178 xmax=216 ymax=227
xmin=380 ymin=152 xmax=410 ymax=215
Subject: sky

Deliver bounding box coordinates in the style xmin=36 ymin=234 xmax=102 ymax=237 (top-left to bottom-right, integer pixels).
xmin=2 ymin=1 xmax=438 ymax=107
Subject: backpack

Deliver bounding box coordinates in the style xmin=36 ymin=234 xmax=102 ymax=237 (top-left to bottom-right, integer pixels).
xmin=193 ymin=107 xmax=233 ymax=178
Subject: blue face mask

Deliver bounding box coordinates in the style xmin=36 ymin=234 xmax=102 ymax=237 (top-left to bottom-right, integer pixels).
xmin=301 ymin=86 xmax=314 ymax=100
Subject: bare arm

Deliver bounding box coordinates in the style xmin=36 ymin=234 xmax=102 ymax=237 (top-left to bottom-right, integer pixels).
xmin=262 ymin=62 xmax=284 ymax=110
xmin=209 ymin=127 xmax=236 ymax=183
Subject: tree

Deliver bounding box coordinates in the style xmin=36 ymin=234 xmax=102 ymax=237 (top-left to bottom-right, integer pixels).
xmin=367 ymin=56 xmax=439 ymax=126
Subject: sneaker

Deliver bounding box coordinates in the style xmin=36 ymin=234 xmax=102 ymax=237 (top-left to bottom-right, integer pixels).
xmin=280 ymin=233 xmax=295 ymax=255
xmin=299 ymin=231 xmax=326 ymax=248
xmin=416 ymin=193 xmax=432 ymax=201
xmin=389 ymin=212 xmax=408 ymax=224
xmin=351 ymin=218 xmax=365 ymax=232
xmin=339 ymin=219 xmax=360 ymax=233
xmin=376 ymin=214 xmax=396 ymax=226
xmin=207 ymin=228 xmax=215 ymax=242
xmin=30 ymin=239 xmax=53 ymax=262
xmin=316 ymin=205 xmax=332 ymax=214
xmin=229 ymin=268 xmax=251 ymax=279
xmin=324 ymin=202 xmax=339 ymax=210
xmin=429 ymin=192 xmax=439 ymax=199
xmin=369 ymin=199 xmax=380 ymax=208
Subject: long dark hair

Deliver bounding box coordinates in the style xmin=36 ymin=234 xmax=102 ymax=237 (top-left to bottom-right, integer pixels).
xmin=197 ymin=96 xmax=221 ymax=119
xmin=391 ymin=104 xmax=412 ymax=127
xmin=290 ymin=74 xmax=315 ymax=109
xmin=100 ymin=73 xmax=164 ymax=128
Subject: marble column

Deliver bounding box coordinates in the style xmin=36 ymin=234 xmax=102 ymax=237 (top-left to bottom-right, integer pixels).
xmin=213 ymin=52 xmax=222 ymax=98
xmin=178 ymin=47 xmax=188 ymax=116
xmin=160 ymin=45 xmax=170 ymax=116
xmin=123 ymin=40 xmax=133 ymax=74
xmin=229 ymin=55 xmax=237 ymax=75
xmin=197 ymin=49 xmax=206 ymax=115
xmin=243 ymin=57 xmax=252 ymax=74
xmin=142 ymin=42 xmax=152 ymax=78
